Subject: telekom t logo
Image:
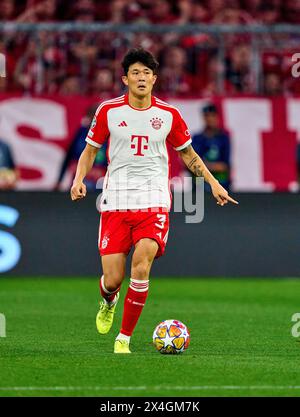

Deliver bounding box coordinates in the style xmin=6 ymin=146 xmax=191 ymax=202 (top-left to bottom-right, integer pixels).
xmin=131 ymin=135 xmax=149 ymax=156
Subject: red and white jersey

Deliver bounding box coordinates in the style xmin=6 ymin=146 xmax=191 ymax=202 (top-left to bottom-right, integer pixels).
xmin=85 ymin=94 xmax=191 ymax=211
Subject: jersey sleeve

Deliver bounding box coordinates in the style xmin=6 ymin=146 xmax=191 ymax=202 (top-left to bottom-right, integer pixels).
xmin=167 ymin=108 xmax=192 ymax=151
xmin=85 ymin=105 xmax=109 ymax=148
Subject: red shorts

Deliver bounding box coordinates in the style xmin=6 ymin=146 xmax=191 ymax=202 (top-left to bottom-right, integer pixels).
xmin=98 ymin=207 xmax=170 ymax=258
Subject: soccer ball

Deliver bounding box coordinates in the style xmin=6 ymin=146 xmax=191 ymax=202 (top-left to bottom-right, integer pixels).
xmin=152 ymin=319 xmax=190 ymax=354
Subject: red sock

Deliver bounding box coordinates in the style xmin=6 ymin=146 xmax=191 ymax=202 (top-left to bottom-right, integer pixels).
xmin=120 ymin=278 xmax=149 ymax=336
xmin=99 ymin=275 xmax=120 ymax=303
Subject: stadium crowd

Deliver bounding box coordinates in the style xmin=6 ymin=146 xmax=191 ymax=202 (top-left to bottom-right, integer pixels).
xmin=0 ymin=0 xmax=299 ymax=96
xmin=1 ymin=0 xmax=300 ymax=24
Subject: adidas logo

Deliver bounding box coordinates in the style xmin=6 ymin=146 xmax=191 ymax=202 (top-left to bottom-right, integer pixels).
xmin=118 ymin=121 xmax=127 ymax=127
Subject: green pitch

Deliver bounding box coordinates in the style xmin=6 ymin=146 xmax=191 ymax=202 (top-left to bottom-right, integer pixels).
xmin=0 ymin=277 xmax=300 ymax=397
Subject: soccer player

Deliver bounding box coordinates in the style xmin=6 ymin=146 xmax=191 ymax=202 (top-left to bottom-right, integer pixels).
xmin=70 ymin=48 xmax=238 ymax=354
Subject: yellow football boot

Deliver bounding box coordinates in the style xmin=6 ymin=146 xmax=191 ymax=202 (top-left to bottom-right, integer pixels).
xmin=114 ymin=339 xmax=131 ymax=354
xmin=96 ymin=293 xmax=119 ymax=335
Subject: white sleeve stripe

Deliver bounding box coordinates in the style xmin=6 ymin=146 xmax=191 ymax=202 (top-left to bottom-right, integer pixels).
xmin=155 ymin=99 xmax=173 ymax=107
xmin=85 ymin=138 xmax=102 ymax=148
xmin=175 ymin=138 xmax=192 ymax=151
xmin=95 ymin=97 xmax=125 ymax=115
xmin=155 ymin=100 xmax=176 ymax=110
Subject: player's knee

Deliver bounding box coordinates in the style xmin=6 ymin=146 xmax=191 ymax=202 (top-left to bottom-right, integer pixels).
xmin=103 ymin=272 xmax=123 ymax=291
xmin=131 ymin=260 xmax=151 ymax=280
xmin=105 ymin=281 xmax=119 ymax=292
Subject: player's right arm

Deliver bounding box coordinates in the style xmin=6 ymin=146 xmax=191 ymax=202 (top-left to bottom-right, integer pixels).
xmin=167 ymin=107 xmax=238 ymax=206
xmin=70 ymin=143 xmax=99 ymax=201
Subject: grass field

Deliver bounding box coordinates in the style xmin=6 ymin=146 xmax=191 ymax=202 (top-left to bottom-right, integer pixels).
xmin=0 ymin=277 xmax=300 ymax=397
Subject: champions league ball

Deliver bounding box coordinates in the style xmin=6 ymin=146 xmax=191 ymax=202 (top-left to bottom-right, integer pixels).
xmin=152 ymin=319 xmax=190 ymax=354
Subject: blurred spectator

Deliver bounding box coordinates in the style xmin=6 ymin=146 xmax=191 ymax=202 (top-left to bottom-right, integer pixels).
xmin=91 ymin=68 xmax=115 ymax=98
xmin=176 ymin=0 xmax=192 ymax=24
xmin=57 ymin=105 xmax=107 ymax=191
xmin=157 ymin=46 xmax=196 ymax=96
xmin=13 ymin=35 xmax=64 ymax=94
xmin=259 ymin=4 xmax=280 ymax=24
xmin=282 ymin=0 xmax=300 ymax=24
xmin=191 ymin=2 xmax=210 ymax=23
xmin=0 ymin=139 xmax=18 ymax=190
xmin=208 ymin=0 xmax=226 ymax=17
xmin=64 ymin=33 xmax=98 ymax=93
xmin=174 ymin=0 xmax=209 ymax=24
xmin=225 ymin=44 xmax=254 ymax=94
xmin=192 ymin=103 xmax=231 ymax=190
xmin=13 ymin=38 xmax=41 ymax=94
xmin=69 ymin=37 xmax=98 ymax=64
xmin=263 ymin=72 xmax=283 ymax=96
xmin=0 ymin=0 xmax=16 ymax=21
xmin=125 ymin=2 xmax=147 ymax=22
xmin=59 ymin=76 xmax=81 ymax=95
xmin=130 ymin=32 xmax=162 ymax=57
xmin=109 ymin=0 xmax=127 ymax=23
xmin=16 ymin=0 xmax=58 ymax=23
xmin=109 ymin=0 xmax=148 ymax=23
xmin=213 ymin=3 xmax=253 ymax=24
xmin=149 ymin=0 xmax=177 ymax=23
xmin=71 ymin=0 xmax=96 ymax=22
xmin=200 ymin=56 xmax=226 ymax=96
xmin=241 ymin=0 xmax=263 ymax=19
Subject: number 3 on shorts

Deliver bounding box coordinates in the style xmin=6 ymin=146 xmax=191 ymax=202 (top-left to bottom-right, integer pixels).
xmin=154 ymin=213 xmax=169 ymax=247
xmin=155 ymin=214 xmax=166 ymax=229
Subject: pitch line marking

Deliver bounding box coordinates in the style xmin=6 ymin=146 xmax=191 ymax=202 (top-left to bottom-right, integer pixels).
xmin=0 ymin=385 xmax=300 ymax=391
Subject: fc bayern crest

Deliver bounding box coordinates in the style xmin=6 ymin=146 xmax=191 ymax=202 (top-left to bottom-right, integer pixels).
xmin=101 ymin=236 xmax=110 ymax=249
xmin=150 ymin=117 xmax=163 ymax=130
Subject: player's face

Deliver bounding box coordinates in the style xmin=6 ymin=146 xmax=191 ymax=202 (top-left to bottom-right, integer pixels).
xmin=122 ymin=62 xmax=157 ymax=98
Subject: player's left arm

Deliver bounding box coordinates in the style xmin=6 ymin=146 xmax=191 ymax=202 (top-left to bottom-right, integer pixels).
xmin=179 ymin=144 xmax=238 ymax=206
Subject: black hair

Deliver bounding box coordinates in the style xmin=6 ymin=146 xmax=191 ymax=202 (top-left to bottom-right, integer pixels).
xmin=202 ymin=103 xmax=218 ymax=114
xmin=121 ymin=48 xmax=159 ymax=75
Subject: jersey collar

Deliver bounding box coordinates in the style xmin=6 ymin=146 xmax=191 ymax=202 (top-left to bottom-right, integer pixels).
xmin=125 ymin=93 xmax=155 ymax=111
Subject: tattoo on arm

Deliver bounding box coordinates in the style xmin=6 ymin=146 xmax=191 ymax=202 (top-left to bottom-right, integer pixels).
xmin=180 ymin=145 xmax=206 ymax=177
xmin=187 ymin=156 xmax=198 ymax=169
xmin=187 ymin=155 xmax=205 ymax=177
xmin=192 ymin=164 xmax=205 ymax=177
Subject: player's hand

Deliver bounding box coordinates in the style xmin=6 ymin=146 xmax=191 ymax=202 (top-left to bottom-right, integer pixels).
xmin=70 ymin=181 xmax=87 ymax=201
xmin=210 ymin=181 xmax=239 ymax=206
